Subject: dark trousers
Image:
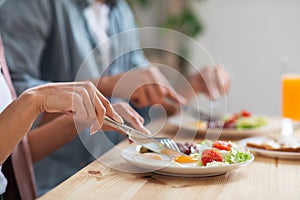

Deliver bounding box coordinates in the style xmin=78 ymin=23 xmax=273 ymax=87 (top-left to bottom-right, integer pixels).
xmin=2 ymin=156 xmax=21 ymax=200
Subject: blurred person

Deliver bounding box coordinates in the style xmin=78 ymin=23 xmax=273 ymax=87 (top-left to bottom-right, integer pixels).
xmin=0 ymin=0 xmax=230 ymax=194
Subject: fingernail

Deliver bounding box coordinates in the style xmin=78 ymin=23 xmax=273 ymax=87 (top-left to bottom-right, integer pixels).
xmin=115 ymin=113 xmax=124 ymax=124
xmin=90 ymin=123 xmax=100 ymax=135
xmin=179 ymin=96 xmax=188 ymax=104
xmin=140 ymin=126 xmax=151 ymax=135
xmin=211 ymin=89 xmax=219 ymax=100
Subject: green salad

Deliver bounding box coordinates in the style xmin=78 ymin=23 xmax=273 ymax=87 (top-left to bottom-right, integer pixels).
xmin=187 ymin=140 xmax=252 ymax=166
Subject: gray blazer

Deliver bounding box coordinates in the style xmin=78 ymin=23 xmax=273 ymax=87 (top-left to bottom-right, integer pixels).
xmin=0 ymin=0 xmax=148 ymax=95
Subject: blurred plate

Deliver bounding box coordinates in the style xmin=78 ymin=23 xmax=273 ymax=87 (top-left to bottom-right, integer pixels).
xmin=121 ymin=147 xmax=254 ymax=177
xmin=168 ymin=113 xmax=281 ymax=138
xmin=239 ymin=136 xmax=300 ymax=159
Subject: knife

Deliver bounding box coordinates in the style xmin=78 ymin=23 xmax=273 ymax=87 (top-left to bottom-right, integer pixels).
xmin=103 ymin=116 xmax=183 ymax=157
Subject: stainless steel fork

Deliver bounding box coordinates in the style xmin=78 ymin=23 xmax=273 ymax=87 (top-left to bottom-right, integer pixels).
xmin=104 ymin=116 xmax=183 ymax=156
xmin=156 ymin=137 xmax=181 ymax=152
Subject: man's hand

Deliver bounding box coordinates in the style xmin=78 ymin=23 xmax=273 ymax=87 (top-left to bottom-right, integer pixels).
xmin=98 ymin=66 xmax=187 ymax=108
xmin=189 ymin=65 xmax=231 ymax=100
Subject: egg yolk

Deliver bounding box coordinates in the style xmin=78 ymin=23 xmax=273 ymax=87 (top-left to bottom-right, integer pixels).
xmin=174 ymin=155 xmax=198 ymax=163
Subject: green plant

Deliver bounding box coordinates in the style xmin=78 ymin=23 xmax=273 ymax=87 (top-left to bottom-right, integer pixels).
xmin=162 ymin=8 xmax=203 ymax=38
xmin=127 ymin=0 xmax=204 ymax=73
xmin=128 ymin=0 xmax=203 ymax=38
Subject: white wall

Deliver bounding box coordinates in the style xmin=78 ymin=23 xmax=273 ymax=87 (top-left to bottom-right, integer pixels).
xmin=189 ymin=0 xmax=300 ymax=116
xmin=134 ymin=0 xmax=300 ymax=116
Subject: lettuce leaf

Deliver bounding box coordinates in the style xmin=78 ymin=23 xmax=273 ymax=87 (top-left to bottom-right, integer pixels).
xmin=235 ymin=116 xmax=267 ymax=129
xmin=224 ymin=151 xmax=251 ymax=164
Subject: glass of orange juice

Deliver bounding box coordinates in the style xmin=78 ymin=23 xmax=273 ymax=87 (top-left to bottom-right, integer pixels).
xmin=281 ymin=58 xmax=300 ymax=136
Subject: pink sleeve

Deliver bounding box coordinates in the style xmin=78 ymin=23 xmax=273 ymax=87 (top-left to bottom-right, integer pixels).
xmin=0 ymin=36 xmax=16 ymax=99
xmin=1 ymin=37 xmax=37 ymax=199
xmin=11 ymin=136 xmax=37 ymax=200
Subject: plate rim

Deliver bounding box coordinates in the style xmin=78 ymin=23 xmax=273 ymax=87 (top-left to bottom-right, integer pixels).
xmin=168 ymin=114 xmax=281 ymax=137
xmin=239 ymin=136 xmax=300 ymax=159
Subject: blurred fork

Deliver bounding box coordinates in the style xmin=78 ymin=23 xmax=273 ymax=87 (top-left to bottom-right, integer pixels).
xmin=183 ymin=106 xmax=222 ymax=121
xmin=164 ymin=98 xmax=222 ymax=121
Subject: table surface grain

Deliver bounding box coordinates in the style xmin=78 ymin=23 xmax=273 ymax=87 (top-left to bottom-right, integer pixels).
xmin=39 ymin=118 xmax=300 ymax=200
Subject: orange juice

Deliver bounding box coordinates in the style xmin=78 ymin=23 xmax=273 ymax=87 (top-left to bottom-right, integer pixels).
xmin=282 ymin=75 xmax=300 ymax=121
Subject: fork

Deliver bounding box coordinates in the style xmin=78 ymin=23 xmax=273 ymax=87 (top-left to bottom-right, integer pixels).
xmin=104 ymin=116 xmax=183 ymax=155
xmin=155 ymin=137 xmax=181 ymax=152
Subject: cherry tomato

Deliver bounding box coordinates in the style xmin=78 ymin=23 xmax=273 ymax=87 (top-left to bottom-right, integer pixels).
xmin=225 ymin=114 xmax=237 ymax=124
xmin=201 ymin=149 xmax=223 ymax=166
xmin=223 ymin=120 xmax=236 ymax=129
xmin=212 ymin=141 xmax=232 ymax=151
xmin=240 ymin=110 xmax=251 ymax=117
xmin=223 ymin=114 xmax=237 ymax=128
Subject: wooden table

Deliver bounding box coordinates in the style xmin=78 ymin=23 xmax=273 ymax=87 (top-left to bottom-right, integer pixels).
xmin=39 ymin=121 xmax=300 ymax=200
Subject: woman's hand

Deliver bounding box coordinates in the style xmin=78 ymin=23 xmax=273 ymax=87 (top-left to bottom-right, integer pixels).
xmin=24 ymin=81 xmax=123 ymax=134
xmin=0 ymin=81 xmax=124 ymax=163
xmin=102 ymin=102 xmax=151 ymax=135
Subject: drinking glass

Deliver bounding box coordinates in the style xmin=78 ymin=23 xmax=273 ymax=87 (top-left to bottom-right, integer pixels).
xmin=281 ymin=58 xmax=300 ymax=136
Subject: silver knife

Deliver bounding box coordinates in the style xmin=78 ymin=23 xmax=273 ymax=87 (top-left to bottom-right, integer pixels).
xmin=104 ymin=116 xmax=183 ymax=157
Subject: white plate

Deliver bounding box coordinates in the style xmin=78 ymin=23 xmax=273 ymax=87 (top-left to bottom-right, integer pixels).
xmin=168 ymin=114 xmax=281 ymax=138
xmin=120 ymin=147 xmax=254 ymax=177
xmin=239 ymin=136 xmax=300 ymax=159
